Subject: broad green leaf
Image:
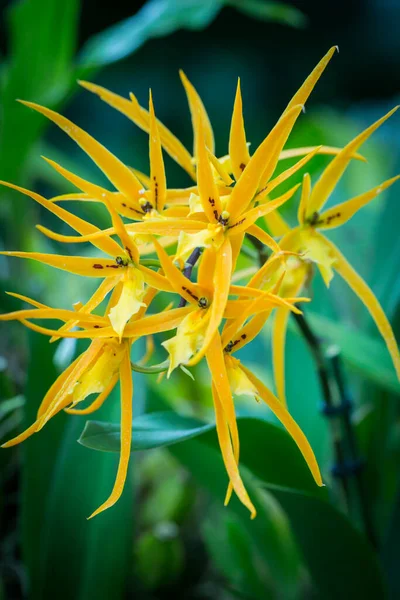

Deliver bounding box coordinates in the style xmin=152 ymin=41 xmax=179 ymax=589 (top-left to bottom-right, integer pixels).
xmin=171 ymin=436 xmax=386 ymax=600
xmin=271 ymin=486 xmax=386 ymax=599
xmin=225 ymin=0 xmax=307 ymax=28
xmin=79 ymin=411 xmax=325 ymax=495
xmin=0 ymin=0 xmax=80 ymax=184
xmin=20 ymin=333 xmax=134 ymax=600
xmin=77 ymin=0 xmax=223 ymax=73
xmin=290 ymin=312 xmax=400 ymax=395
xmin=172 ymin=440 xmax=303 ymax=599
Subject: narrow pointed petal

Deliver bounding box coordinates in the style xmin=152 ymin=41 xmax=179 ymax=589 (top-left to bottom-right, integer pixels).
xmin=149 ymin=91 xmax=167 ymax=211
xmin=187 ymin=238 xmax=232 ymax=365
xmin=229 ymin=231 xmax=245 ymax=272
xmin=207 ymin=150 xmax=234 ymax=186
xmin=211 ymin=383 xmax=256 ymax=518
xmin=37 ymin=356 xmax=82 ymax=418
xmin=43 ymin=157 xmax=143 ymax=218
xmin=38 ymin=341 xmax=104 ymax=427
xmin=196 ymin=123 xmax=222 ymax=223
xmin=1 ymin=421 xmax=43 ymax=448
xmin=78 ymin=81 xmax=195 ymax=179
xmin=65 ymin=375 xmax=118 ymax=414
xmin=153 ymin=240 xmax=210 ymax=305
xmin=297 ymin=172 xmax=312 ymax=225
xmin=241 ymin=364 xmax=323 ymax=487
xmin=316 ymin=175 xmax=400 ymax=230
xmin=272 ymin=308 xmax=291 ymax=407
xmin=229 ymin=79 xmax=251 ymax=180
xmin=258 ymin=146 xmax=320 ymax=199
xmin=264 ymin=210 xmax=291 ymax=237
xmin=197 ymin=247 xmax=216 ymax=287
xmin=6 ymin=291 xmax=47 ymax=309
xmin=179 ymin=70 xmax=215 ymax=156
xmin=227 ymin=184 xmax=300 ymax=237
xmin=0 ymin=180 xmax=122 ymax=257
xmin=137 ymin=264 xmax=173 ymax=293
xmin=20 ymin=101 xmax=143 ymax=201
xmin=51 ymin=276 xmax=119 ymax=341
xmin=0 ymin=307 xmax=106 ymax=324
xmin=322 ymin=234 xmax=400 ymax=379
xmin=307 ymin=106 xmax=399 ymax=217
xmin=245 ymin=224 xmax=281 ymax=254
xmin=206 ymin=334 xmax=239 ymax=462
xmin=279 ymin=145 xmax=365 ymax=162
xmin=284 ymin=46 xmax=337 ymax=113
xmin=227 ymin=106 xmax=303 ymax=220
xmin=89 ymin=347 xmax=133 ymax=518
xmin=0 ymin=251 xmax=126 ymax=277
xmin=101 ymin=195 xmax=139 ymax=263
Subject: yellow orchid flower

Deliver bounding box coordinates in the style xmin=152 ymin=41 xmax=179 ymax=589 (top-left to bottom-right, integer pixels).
xmin=1 ymin=336 xmax=132 ymax=519
xmin=0 ymin=182 xmax=174 ymax=338
xmin=260 ymin=109 xmax=400 ymax=399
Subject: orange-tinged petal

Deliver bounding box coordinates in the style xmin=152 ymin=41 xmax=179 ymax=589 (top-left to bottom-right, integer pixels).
xmin=89 ymin=346 xmax=133 ymax=518
xmin=207 ymin=149 xmax=234 ymax=186
xmin=246 ymin=224 xmax=281 ymax=254
xmin=227 ymin=184 xmax=300 ymax=237
xmin=101 ymin=195 xmax=139 ymax=263
xmin=20 ymin=101 xmax=143 ymax=202
xmin=258 ymin=146 xmax=320 ymax=200
xmin=78 ymin=80 xmax=195 ymax=179
xmin=229 ymin=79 xmax=251 ymax=181
xmin=241 ymin=364 xmax=323 ymax=487
xmin=227 ymin=106 xmax=303 ymax=220
xmin=0 ymin=180 xmax=122 ymax=257
xmin=36 ymin=218 xmax=206 ymax=246
xmin=187 ymin=238 xmax=232 ymax=365
xmin=211 ymin=383 xmax=256 ymax=518
xmin=1 ymin=421 xmax=43 ymax=448
xmin=5 ymin=291 xmax=47 ymax=309
xmin=179 ymin=70 xmax=215 ymax=156
xmin=65 ymin=374 xmax=118 ymax=414
xmin=316 ymin=175 xmax=400 ymax=230
xmin=307 ymin=106 xmax=399 ymax=217
xmin=0 ymin=307 xmax=106 ymax=324
xmin=137 ymin=264 xmax=173 ymax=293
xmin=264 ymin=209 xmax=291 ymax=237
xmin=206 ymin=334 xmax=239 ymax=463
xmin=38 ymin=341 xmax=105 ymax=427
xmin=153 ymin=239 xmax=210 ymax=305
xmin=230 ymin=231 xmax=245 ymax=272
xmin=197 ymin=246 xmax=216 ymax=288
xmin=196 ymin=122 xmax=222 ymax=223
xmin=37 ymin=355 xmax=82 ymax=418
xmin=284 ymin=46 xmax=337 ymax=113
xmin=0 ymin=251 xmax=126 ymax=277
xmin=149 ymin=91 xmax=167 ymax=211
xmin=322 ymin=234 xmax=400 ymax=379
xmin=50 ymin=276 xmax=119 ymax=342
xmin=43 ymin=158 xmax=143 ymax=217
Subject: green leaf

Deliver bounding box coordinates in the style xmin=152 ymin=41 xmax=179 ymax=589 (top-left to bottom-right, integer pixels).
xmin=225 ymin=0 xmax=307 ymax=28
xmin=0 ymin=0 xmax=80 ymax=183
xmin=271 ymin=486 xmax=386 ymax=599
xmin=20 ymin=333 xmax=134 ymax=600
xmin=77 ymin=0 xmax=223 ymax=73
xmin=79 ymin=411 xmax=324 ymax=495
xmin=171 ymin=436 xmax=386 ymax=599
xmin=291 ymin=312 xmax=400 ymax=396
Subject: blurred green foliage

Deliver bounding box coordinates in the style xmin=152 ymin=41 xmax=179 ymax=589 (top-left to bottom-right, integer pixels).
xmin=1 ymin=0 xmax=400 ymax=599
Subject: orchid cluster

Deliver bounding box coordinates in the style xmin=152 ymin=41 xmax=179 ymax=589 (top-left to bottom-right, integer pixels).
xmin=1 ymin=47 xmax=399 ymax=519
